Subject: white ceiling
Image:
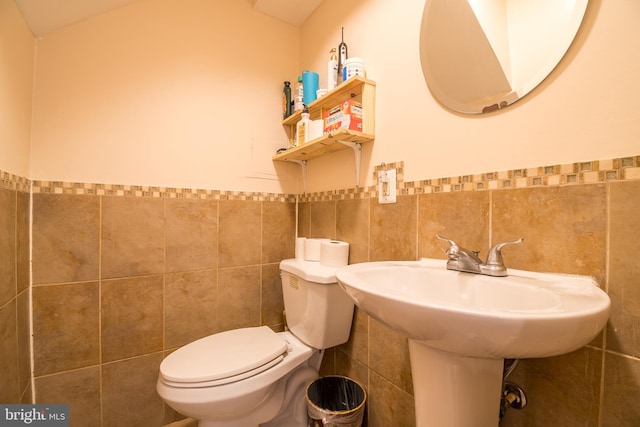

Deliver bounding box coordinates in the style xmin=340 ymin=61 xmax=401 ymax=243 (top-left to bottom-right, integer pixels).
xmin=15 ymin=0 xmax=323 ymax=38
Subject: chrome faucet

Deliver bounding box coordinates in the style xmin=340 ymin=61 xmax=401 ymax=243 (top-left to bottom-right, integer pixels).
xmin=435 ymin=235 xmax=523 ymax=277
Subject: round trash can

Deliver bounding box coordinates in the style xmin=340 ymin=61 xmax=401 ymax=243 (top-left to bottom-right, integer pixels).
xmin=306 ymin=375 xmax=366 ymax=427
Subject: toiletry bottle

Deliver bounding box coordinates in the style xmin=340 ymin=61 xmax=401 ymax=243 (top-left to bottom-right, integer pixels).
xmin=327 ymin=48 xmax=338 ymax=91
xmin=296 ymin=105 xmax=310 ymax=146
xmin=337 ymin=27 xmax=348 ymax=81
xmin=295 ymin=75 xmax=304 ymax=111
xmin=283 ymin=81 xmax=292 ymax=119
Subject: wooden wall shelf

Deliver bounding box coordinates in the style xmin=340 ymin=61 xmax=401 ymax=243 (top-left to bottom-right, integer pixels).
xmin=273 ymin=76 xmax=376 ymax=188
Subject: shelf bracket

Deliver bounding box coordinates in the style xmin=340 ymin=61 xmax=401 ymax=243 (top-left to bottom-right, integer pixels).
xmin=336 ymin=140 xmax=362 ymax=187
xmin=291 ymin=159 xmax=308 ymax=193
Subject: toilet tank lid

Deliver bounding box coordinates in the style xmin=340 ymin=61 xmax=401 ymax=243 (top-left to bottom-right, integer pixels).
xmin=280 ymin=259 xmax=339 ymax=284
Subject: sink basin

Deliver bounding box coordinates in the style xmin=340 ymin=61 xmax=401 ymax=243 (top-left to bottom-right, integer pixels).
xmin=336 ymin=258 xmax=610 ymax=359
xmin=336 ymin=258 xmax=610 ymax=427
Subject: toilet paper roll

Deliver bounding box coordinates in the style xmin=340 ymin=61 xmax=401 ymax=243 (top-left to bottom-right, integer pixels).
xmin=304 ymin=238 xmax=330 ymax=261
xmin=320 ymin=240 xmax=350 ymax=267
xmin=295 ymin=237 xmax=306 ymax=261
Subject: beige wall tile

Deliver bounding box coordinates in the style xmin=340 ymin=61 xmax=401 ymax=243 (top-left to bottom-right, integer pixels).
xmin=335 ymin=350 xmax=369 ymax=396
xmin=218 ymin=266 xmax=261 ymax=331
xmin=35 ymin=367 xmax=101 ymax=427
xmin=368 ymin=371 xmax=416 ymax=427
xmin=607 ymin=180 xmax=640 ymax=357
xmin=218 ymin=200 xmax=261 ymax=268
xmin=319 ymin=347 xmax=336 ymax=376
xmin=0 ymin=188 xmax=16 ymax=306
xmin=600 ymin=352 xmax=640 ymax=427
xmin=102 ymin=353 xmax=165 ymax=427
xmin=369 ymin=318 xmax=413 ymax=395
xmin=297 ymin=201 xmax=310 ymax=237
xmin=166 ymin=198 xmax=217 ymax=273
xmin=309 ymin=200 xmax=336 ymax=239
xmin=2 ymin=190 xmax=31 ymax=403
xmin=17 ymin=176 xmax=638 ymax=427
xmin=101 ymin=275 xmax=163 ymax=362
xmin=32 ymin=193 xmax=99 ymax=284
xmin=17 ymin=290 xmax=31 ymax=394
xmin=262 ymin=201 xmax=296 ymax=264
xmin=418 ymin=191 xmax=490 ymax=259
xmin=492 ymin=186 xmax=607 ymax=280
xmin=20 ymin=383 xmax=32 ymax=404
xmin=503 ymin=348 xmax=602 ymax=427
xmin=101 ymin=196 xmax=164 ymax=279
xmin=337 ymin=198 xmax=370 ymax=264
xmin=0 ymin=300 xmax=19 ymax=403
xmin=338 ymin=306 xmax=369 ymax=366
xmin=16 ymin=191 xmax=29 ymax=293
xmin=370 ymin=195 xmax=417 ymax=261
xmin=261 ymin=263 xmax=284 ymax=329
xmin=33 ymin=282 xmax=100 ymax=375
xmin=165 ymin=269 xmax=218 ymax=349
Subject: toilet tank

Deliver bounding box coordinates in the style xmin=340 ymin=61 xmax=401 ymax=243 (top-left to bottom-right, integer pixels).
xmin=280 ymin=259 xmax=355 ymax=349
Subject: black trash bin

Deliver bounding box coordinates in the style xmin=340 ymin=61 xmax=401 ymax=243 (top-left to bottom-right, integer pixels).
xmin=306 ymin=375 xmax=366 ymax=427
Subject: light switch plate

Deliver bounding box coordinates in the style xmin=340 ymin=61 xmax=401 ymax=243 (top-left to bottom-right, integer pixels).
xmin=378 ymin=169 xmax=397 ymax=204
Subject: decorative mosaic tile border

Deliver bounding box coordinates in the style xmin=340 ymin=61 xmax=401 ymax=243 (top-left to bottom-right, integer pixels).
xmin=0 ymin=175 xmax=294 ymax=202
xmin=1 ymin=155 xmax=638 ymax=201
xmin=298 ymin=155 xmax=640 ymax=202
xmin=29 ymin=180 xmax=295 ymax=202
xmin=401 ymin=156 xmax=640 ymax=196
xmin=0 ymin=170 xmax=30 ymax=193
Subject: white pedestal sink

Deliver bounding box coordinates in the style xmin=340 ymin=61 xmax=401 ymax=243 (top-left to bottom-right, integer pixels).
xmin=336 ymin=259 xmax=610 ymax=427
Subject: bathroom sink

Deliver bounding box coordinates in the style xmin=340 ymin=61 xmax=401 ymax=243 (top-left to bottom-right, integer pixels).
xmin=336 ymin=258 xmax=610 ymax=427
xmin=336 ymin=258 xmax=610 ymax=359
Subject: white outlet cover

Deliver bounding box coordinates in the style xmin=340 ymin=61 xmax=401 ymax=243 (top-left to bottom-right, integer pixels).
xmin=378 ymin=169 xmax=397 ymax=204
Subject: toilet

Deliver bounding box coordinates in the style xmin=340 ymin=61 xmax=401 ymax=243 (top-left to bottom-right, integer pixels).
xmin=156 ymin=258 xmax=355 ymax=427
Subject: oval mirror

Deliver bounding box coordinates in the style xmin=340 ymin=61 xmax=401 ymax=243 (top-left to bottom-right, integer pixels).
xmin=420 ymin=0 xmax=588 ymax=114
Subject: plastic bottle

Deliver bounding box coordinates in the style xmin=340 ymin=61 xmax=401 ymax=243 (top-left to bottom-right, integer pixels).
xmin=342 ymin=57 xmax=365 ymax=81
xmin=337 ymin=27 xmax=348 ymax=81
xmin=327 ymin=48 xmax=338 ymax=91
xmin=295 ymin=75 xmax=304 ymax=112
xmin=296 ymin=105 xmax=310 ymax=146
xmin=282 ymin=81 xmax=292 ymax=119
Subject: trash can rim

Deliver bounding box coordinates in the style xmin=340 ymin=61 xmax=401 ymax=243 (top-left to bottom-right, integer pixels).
xmin=305 ymin=375 xmax=367 ymax=415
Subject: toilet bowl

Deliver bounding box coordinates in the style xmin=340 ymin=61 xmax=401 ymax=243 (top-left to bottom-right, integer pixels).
xmin=157 ymin=258 xmax=355 ymax=427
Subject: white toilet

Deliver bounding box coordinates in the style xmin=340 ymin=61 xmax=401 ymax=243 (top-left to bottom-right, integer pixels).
xmin=157 ymin=258 xmax=355 ymax=427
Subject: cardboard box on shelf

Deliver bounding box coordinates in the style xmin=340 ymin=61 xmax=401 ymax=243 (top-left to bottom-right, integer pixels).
xmin=323 ymin=100 xmax=363 ymax=134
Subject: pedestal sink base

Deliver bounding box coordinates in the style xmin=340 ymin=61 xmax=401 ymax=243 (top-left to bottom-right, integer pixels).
xmin=409 ymin=340 xmax=503 ymax=427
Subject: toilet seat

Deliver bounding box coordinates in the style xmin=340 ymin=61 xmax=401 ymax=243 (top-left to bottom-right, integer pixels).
xmin=160 ymin=326 xmax=290 ymax=388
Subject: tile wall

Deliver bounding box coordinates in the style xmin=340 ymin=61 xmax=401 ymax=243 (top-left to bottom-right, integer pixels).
xmin=0 ymin=173 xmax=31 ymax=405
xmin=303 ymin=157 xmax=640 ymax=427
xmin=28 ymin=188 xmax=296 ymax=427
xmin=1 ymin=154 xmax=638 ymax=426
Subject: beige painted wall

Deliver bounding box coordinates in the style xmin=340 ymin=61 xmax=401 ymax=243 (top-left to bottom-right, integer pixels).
xmin=301 ymin=0 xmax=640 ymax=192
xmin=0 ymin=0 xmax=35 ymax=178
xmin=30 ymin=0 xmax=300 ymax=192
xmin=15 ymin=0 xmax=640 ymax=194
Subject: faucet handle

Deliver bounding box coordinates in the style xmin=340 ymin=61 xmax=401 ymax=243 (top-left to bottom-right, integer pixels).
xmin=485 ymin=238 xmax=524 ymax=266
xmin=435 ymin=234 xmax=457 ymax=246
xmin=435 ymin=234 xmax=460 ymax=257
